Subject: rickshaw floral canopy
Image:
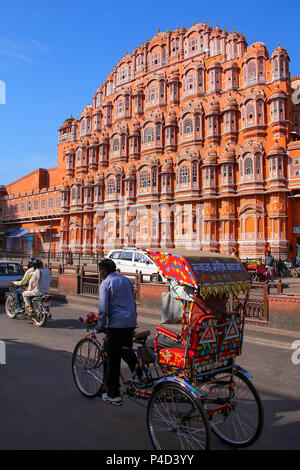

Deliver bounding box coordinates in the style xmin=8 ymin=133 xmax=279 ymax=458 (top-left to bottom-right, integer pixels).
xmin=146 ymin=249 xmax=251 ymax=299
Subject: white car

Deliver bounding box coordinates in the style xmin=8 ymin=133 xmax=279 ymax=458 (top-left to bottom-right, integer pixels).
xmin=0 ymin=260 xmax=24 ymax=296
xmin=106 ymin=249 xmax=164 ymax=281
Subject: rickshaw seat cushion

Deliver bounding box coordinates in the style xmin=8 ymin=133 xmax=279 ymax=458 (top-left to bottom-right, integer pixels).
xmin=156 ymin=326 xmax=181 ymax=342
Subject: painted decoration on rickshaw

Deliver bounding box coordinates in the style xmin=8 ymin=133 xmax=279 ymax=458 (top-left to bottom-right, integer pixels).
xmin=198 ymin=326 xmax=217 ymax=344
xmin=146 ymin=249 xmax=251 ymax=299
xmin=224 ymin=320 xmax=240 ymax=340
xmin=159 ymin=348 xmax=186 ymax=368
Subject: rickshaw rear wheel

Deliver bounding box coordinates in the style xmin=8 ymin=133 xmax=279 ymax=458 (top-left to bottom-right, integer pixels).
xmin=147 ymin=382 xmax=211 ymax=450
xmin=203 ymin=368 xmax=264 ymax=447
xmin=72 ymin=337 xmax=105 ymax=398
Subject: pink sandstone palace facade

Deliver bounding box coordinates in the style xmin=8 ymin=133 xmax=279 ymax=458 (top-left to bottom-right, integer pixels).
xmin=1 ymin=22 xmax=300 ymax=260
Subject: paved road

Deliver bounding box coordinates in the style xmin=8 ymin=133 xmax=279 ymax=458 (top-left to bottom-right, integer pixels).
xmin=0 ymin=299 xmax=299 ymax=451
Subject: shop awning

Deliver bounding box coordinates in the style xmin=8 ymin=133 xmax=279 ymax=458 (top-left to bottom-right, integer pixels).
xmin=6 ymin=228 xmax=29 ymax=238
xmin=27 ymin=226 xmax=52 ymax=234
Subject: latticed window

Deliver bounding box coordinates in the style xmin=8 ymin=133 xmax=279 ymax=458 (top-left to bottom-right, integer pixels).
xmin=152 ymin=168 xmax=157 ymax=187
xmin=160 ymin=81 xmax=164 ymax=98
xmin=107 ymin=178 xmax=116 ymax=194
xmin=183 ymin=118 xmax=193 ymax=134
xmin=192 ymin=164 xmax=198 ymax=182
xmin=255 ymin=155 xmax=261 ymax=175
xmin=113 ymin=138 xmax=119 ymax=152
xmin=144 ymin=127 xmax=155 ymax=143
xmin=156 ymin=124 xmax=161 ymax=141
xmin=121 ymin=136 xmax=126 ymax=151
xmin=247 ymin=61 xmax=256 ymax=82
xmin=195 ymin=115 xmax=200 ymax=132
xmin=179 ymin=166 xmax=190 ymax=184
xmin=140 ymin=171 xmax=151 ymax=188
xmin=244 ymin=157 xmax=253 ymax=175
xmin=116 ymin=175 xmax=121 ymax=194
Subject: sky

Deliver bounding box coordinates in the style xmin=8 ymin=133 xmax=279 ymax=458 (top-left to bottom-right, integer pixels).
xmin=0 ymin=0 xmax=299 ymax=186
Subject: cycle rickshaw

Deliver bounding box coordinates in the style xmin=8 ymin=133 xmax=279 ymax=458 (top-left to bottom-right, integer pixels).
xmin=72 ymin=249 xmax=264 ymax=450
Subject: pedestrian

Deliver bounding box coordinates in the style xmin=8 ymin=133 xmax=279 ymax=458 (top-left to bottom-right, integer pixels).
xmin=22 ymin=259 xmax=51 ymax=314
xmin=97 ymin=258 xmax=140 ymax=406
xmin=67 ymin=249 xmax=73 ymax=265
xmin=230 ymin=247 xmax=239 ymax=257
xmin=265 ymin=250 xmax=275 ymax=281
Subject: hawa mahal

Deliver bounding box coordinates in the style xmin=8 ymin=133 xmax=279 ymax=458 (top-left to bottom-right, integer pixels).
xmin=1 ymin=22 xmax=300 ymax=260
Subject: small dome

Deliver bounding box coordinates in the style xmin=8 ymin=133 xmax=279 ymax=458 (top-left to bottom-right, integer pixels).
xmin=271 ymin=44 xmax=288 ymax=58
xmin=95 ymin=170 xmax=104 ymax=181
xmin=269 ymin=141 xmax=285 ymax=155
xmin=247 ymin=42 xmax=268 ymax=58
xmin=126 ymin=163 xmax=137 ymax=175
xmin=161 ymin=157 xmax=174 ymax=172
xmin=208 ymin=60 xmax=221 ymax=69
xmin=223 ymin=96 xmax=238 ymax=110
xmin=207 ymin=99 xmax=220 ymax=115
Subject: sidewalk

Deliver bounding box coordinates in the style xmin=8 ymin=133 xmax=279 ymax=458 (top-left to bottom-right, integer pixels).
xmin=52 ymin=291 xmax=299 ymax=349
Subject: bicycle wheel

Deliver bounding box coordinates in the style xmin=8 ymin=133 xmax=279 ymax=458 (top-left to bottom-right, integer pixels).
xmin=72 ymin=337 xmax=105 ymax=398
xmin=147 ymin=382 xmax=210 ymax=450
xmin=203 ymin=369 xmax=264 ymax=447
xmin=5 ymin=295 xmax=17 ymax=319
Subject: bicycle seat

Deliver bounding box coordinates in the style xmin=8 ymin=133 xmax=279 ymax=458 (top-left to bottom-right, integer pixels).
xmin=133 ymin=330 xmax=151 ymax=343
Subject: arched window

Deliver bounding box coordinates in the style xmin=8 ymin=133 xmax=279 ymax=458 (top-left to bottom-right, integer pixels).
xmin=185 ymin=71 xmax=195 ymax=95
xmin=244 ymin=157 xmax=253 ymax=176
xmin=151 ymin=51 xmax=160 ymax=69
xmin=171 ymin=38 xmax=179 ymax=56
xmin=116 ymin=175 xmax=121 ymax=194
xmin=144 ymin=127 xmax=155 ymax=143
xmin=112 ymin=138 xmax=119 ymax=151
xmin=136 ymin=54 xmax=144 ymax=71
xmin=107 ymin=178 xmax=116 ymax=194
xmin=179 ymin=165 xmax=190 ymax=184
xmin=116 ymin=97 xmax=125 ymax=117
xmin=147 ymin=83 xmax=159 ymax=105
xmin=139 ymin=171 xmax=151 ymax=188
xmin=247 ymin=61 xmax=256 ymax=83
xmin=183 ymin=118 xmax=193 ymax=134
xmin=246 ymin=101 xmax=255 ymax=124
xmin=192 ymin=163 xmax=198 ymax=183
xmin=255 ymin=154 xmax=262 ymax=177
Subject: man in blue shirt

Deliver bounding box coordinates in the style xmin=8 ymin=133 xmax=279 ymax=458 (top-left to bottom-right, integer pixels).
xmin=97 ymin=258 xmax=138 ymax=406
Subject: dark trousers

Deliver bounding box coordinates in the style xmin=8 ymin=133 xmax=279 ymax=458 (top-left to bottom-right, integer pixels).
xmin=15 ymin=288 xmax=25 ymax=308
xmin=103 ymin=328 xmax=137 ymax=398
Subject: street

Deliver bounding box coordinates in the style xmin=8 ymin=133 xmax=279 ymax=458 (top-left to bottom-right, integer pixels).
xmin=0 ymin=299 xmax=299 ymax=451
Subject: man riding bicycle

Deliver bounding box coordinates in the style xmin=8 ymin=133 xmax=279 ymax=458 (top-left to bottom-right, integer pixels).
xmin=97 ymin=258 xmax=140 ymax=406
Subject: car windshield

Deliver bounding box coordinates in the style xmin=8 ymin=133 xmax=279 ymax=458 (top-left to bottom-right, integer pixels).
xmin=0 ymin=263 xmax=24 ymax=276
xmin=109 ymin=251 xmax=122 ymax=259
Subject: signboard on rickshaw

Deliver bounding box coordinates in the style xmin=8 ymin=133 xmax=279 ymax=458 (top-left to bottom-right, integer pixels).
xmin=147 ymin=249 xmax=251 ymax=299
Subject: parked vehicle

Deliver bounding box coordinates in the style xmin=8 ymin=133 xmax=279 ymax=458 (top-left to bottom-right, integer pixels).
xmin=106 ymin=248 xmax=164 ymax=281
xmin=5 ymin=284 xmax=52 ymax=327
xmin=0 ymin=261 xmax=24 ymax=296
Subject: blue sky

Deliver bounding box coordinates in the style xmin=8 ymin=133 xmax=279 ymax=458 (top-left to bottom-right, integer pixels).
xmin=0 ymin=0 xmax=299 ymax=186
